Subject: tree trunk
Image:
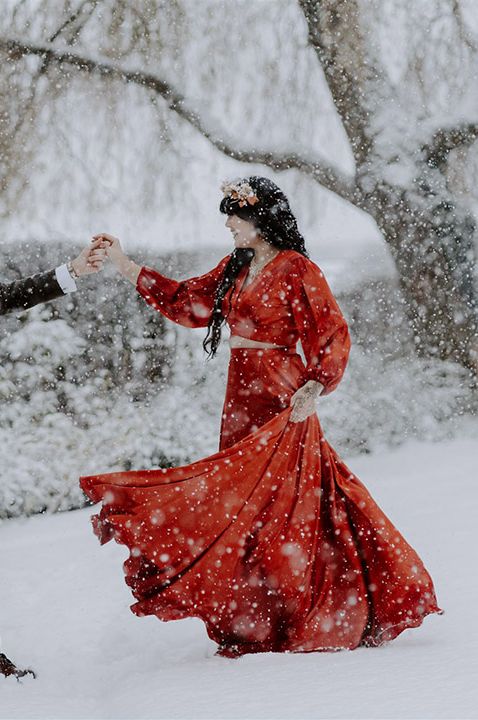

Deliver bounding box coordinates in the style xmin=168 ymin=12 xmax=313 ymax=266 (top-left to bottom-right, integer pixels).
xmin=369 ymin=168 xmax=477 ymax=370
xmin=299 ymin=0 xmax=478 ymax=374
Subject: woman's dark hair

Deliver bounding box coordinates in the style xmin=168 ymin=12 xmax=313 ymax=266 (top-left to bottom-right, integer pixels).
xmin=203 ymin=175 xmax=309 ymax=358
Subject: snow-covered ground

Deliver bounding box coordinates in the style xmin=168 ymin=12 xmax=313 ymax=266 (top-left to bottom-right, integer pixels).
xmin=1 ymin=427 xmax=477 ymax=720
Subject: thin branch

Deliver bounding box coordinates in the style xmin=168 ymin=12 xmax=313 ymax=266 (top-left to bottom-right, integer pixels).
xmin=10 ymin=2 xmax=103 ymax=140
xmin=50 ymin=0 xmax=104 ymax=43
xmin=451 ymin=0 xmax=478 ymax=53
xmin=0 ymin=36 xmax=362 ymax=208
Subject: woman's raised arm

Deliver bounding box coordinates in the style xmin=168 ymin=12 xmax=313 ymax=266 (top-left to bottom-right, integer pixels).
xmin=94 ymin=233 xmax=230 ymax=328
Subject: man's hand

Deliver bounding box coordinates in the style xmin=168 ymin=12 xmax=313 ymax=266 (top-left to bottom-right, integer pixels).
xmin=71 ymin=240 xmax=106 ymax=277
xmin=289 ymin=380 xmax=324 ymax=423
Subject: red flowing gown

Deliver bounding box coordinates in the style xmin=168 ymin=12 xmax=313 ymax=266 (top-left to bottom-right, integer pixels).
xmin=80 ymin=249 xmax=443 ymax=657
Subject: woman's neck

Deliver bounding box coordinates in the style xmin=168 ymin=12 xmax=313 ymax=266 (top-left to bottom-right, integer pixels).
xmin=252 ymin=242 xmax=280 ymax=266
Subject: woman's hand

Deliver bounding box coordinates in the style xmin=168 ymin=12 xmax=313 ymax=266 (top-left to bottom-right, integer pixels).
xmin=289 ymin=380 xmax=324 ymax=423
xmin=92 ymin=233 xmax=141 ymax=285
xmin=92 ymin=233 xmax=124 ymax=266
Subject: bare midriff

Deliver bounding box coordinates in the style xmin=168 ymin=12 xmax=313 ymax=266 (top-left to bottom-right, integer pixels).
xmin=228 ymin=334 xmax=291 ymax=350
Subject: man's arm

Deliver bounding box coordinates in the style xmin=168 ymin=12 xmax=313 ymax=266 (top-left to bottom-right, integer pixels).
xmin=0 ymin=243 xmax=105 ymax=316
xmin=0 ymin=268 xmax=66 ymax=316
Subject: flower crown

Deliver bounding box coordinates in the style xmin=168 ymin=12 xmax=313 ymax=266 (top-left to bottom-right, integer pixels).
xmin=220 ymin=179 xmax=259 ymax=208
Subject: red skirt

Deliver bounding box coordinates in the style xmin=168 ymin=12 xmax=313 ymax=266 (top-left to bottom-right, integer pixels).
xmin=80 ymin=347 xmax=443 ymax=657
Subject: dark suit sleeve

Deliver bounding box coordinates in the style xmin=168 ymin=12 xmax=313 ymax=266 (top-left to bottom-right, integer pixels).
xmin=0 ymin=268 xmax=66 ymax=316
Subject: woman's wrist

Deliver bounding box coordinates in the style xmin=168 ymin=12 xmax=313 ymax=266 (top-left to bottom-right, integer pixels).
xmin=109 ymin=248 xmax=126 ymax=270
xmin=114 ymin=252 xmax=141 ymax=285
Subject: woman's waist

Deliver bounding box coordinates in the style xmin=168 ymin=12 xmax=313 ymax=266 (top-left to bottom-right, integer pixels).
xmin=228 ymin=334 xmax=297 ymax=353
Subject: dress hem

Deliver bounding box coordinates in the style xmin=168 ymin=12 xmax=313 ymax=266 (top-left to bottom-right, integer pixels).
xmin=86 ymin=509 xmax=444 ymax=659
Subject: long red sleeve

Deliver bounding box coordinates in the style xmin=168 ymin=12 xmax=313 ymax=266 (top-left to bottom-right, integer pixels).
xmin=289 ymin=256 xmax=351 ymax=395
xmin=136 ymin=254 xmax=231 ymax=328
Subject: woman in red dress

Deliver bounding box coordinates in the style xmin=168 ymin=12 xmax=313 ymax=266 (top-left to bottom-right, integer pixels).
xmin=81 ymin=176 xmax=443 ymax=658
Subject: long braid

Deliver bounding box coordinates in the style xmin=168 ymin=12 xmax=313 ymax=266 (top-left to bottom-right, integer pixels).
xmin=202 ymin=248 xmax=254 ymax=356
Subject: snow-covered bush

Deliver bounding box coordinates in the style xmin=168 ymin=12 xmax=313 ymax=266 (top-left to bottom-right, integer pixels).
xmin=0 ymin=240 xmax=475 ymax=518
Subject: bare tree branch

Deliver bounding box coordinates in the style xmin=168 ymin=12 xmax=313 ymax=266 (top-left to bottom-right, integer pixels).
xmin=425 ymin=123 xmax=478 ymax=172
xmin=0 ymin=36 xmax=361 ymax=207
xmin=11 ymin=1 xmax=104 ymax=137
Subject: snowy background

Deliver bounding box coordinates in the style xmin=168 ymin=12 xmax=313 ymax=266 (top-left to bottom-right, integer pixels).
xmin=1 ymin=433 xmax=477 ymax=718
xmin=0 ymin=239 xmax=475 ymax=520
xmin=1 ymin=0 xmax=478 ymax=718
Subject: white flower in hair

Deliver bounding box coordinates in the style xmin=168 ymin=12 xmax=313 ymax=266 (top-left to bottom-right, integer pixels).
xmin=220 ymin=178 xmax=259 ymax=207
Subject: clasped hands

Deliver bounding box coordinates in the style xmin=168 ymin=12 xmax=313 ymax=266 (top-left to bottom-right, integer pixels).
xmin=69 ymin=234 xmax=124 ymax=277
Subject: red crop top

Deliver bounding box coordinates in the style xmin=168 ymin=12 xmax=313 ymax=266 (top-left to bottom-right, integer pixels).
xmin=136 ymin=249 xmax=351 ymax=395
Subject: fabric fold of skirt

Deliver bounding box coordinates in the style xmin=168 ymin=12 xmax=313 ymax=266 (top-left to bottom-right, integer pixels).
xmin=80 ymin=399 xmax=443 ymax=656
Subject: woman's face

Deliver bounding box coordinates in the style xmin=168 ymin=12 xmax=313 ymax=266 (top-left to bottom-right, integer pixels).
xmin=225 ymin=214 xmax=261 ymax=249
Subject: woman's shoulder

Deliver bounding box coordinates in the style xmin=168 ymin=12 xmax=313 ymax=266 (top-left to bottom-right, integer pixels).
xmin=208 ymin=253 xmax=232 ymax=274
xmin=280 ymin=249 xmax=323 ymax=277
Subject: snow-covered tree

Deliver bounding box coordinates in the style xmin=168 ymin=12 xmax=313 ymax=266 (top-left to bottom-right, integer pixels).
xmin=0 ymin=0 xmax=477 ymax=373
